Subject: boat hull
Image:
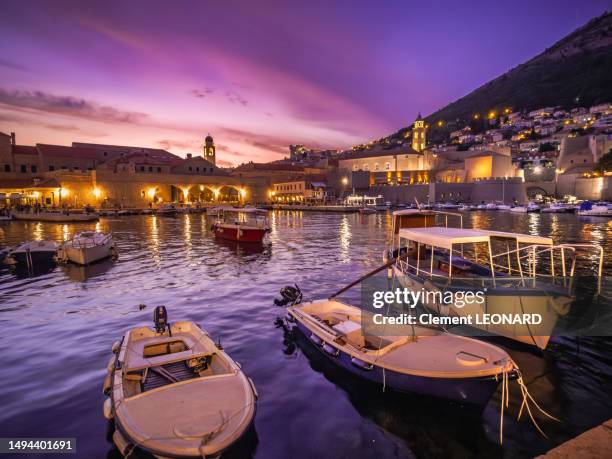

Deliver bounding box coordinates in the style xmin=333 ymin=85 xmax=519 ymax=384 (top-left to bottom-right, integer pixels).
xmin=10 ymin=250 xmax=56 ymax=267
xmin=292 ymin=320 xmax=502 ymax=406
xmin=63 ymin=240 xmax=115 ymax=265
xmin=392 ymin=267 xmax=563 ymax=349
xmin=213 ymin=224 xmax=267 ymax=243
xmin=11 ymin=212 xmax=99 ymax=222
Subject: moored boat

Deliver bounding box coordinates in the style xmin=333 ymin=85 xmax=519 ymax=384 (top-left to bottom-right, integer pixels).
xmin=576 ymin=201 xmax=612 ymax=217
xmin=211 ymin=208 xmax=270 ymax=243
xmin=59 ymin=232 xmax=117 ymax=265
xmin=11 ymin=210 xmax=99 ymax=222
xmin=156 ymin=204 xmax=178 ymax=217
xmin=388 ymin=226 xmax=603 ymax=349
xmin=103 ymin=306 xmax=257 ymax=458
xmin=510 ymin=202 xmax=540 ymax=213
xmin=359 ymin=207 xmax=376 ymax=215
xmin=7 ymin=240 xmax=58 ymax=269
xmin=284 ymin=299 xmax=518 ymax=406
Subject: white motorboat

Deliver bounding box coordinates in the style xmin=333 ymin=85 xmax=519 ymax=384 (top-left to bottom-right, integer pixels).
xmin=484 ymin=202 xmax=498 ymax=210
xmin=577 ymin=201 xmax=612 ymax=217
xmin=542 ymin=203 xmax=572 ymax=213
xmin=59 ymin=232 xmax=117 ymax=265
xmin=510 ymin=203 xmax=540 ymax=213
xmin=496 ymin=204 xmax=512 ymax=211
xmin=103 ymin=307 xmax=257 ymax=458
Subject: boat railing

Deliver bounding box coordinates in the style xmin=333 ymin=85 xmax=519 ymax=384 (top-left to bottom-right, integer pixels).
xmin=70 ymin=233 xmax=112 ymax=249
xmin=397 ymin=242 xmax=603 ymax=293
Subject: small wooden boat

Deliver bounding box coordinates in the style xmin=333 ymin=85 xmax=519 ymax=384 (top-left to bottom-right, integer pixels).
xmin=211 ymin=208 xmax=270 ymax=243
xmin=104 ymin=306 xmax=257 ymax=458
xmin=7 ymin=241 xmax=58 ymax=268
xmin=59 ymin=232 xmax=117 ymax=265
xmin=286 ymin=299 xmax=517 ymax=406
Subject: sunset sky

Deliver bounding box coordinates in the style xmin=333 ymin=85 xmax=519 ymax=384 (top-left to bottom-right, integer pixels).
xmin=0 ymin=0 xmax=608 ymax=166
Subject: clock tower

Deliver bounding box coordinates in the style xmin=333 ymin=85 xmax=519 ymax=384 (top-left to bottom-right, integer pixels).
xmin=412 ymin=113 xmax=426 ymax=152
xmin=204 ymin=134 xmax=216 ymax=165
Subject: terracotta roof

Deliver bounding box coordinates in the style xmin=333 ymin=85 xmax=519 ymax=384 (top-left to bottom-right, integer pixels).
xmin=465 ymin=150 xmax=510 ymax=159
xmin=12 ymin=145 xmax=38 ymax=156
xmin=0 ymin=178 xmax=37 ymax=189
xmin=339 ymin=146 xmax=421 ymax=160
xmin=73 ymin=142 xmax=182 ymax=162
xmin=36 ymin=144 xmax=99 ymax=159
xmin=233 ymin=162 xmax=305 ymax=172
xmin=27 ymin=178 xmax=61 ymax=189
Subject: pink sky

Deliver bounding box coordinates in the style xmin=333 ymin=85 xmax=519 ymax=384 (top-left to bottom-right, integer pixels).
xmin=0 ymin=1 xmax=607 ymax=166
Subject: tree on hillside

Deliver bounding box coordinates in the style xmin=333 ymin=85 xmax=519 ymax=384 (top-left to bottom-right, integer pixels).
xmin=595 ymin=149 xmax=612 ymax=173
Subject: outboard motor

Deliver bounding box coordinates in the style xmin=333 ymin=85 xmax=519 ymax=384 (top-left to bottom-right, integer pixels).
xmin=154 ymin=305 xmax=170 ymax=335
xmin=274 ymin=285 xmax=302 ymax=306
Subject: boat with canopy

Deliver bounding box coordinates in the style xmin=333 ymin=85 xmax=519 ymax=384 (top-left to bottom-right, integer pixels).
xmin=389 ymin=225 xmax=603 ymax=349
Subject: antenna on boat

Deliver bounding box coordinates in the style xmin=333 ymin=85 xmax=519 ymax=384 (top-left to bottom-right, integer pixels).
xmin=154 ymin=305 xmax=171 ymax=336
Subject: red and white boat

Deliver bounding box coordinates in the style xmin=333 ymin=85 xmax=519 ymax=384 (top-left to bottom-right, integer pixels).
xmin=211 ymin=207 xmax=270 ymax=243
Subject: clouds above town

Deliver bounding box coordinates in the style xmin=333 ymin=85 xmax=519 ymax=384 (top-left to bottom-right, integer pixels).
xmin=0 ymin=0 xmax=607 ymax=165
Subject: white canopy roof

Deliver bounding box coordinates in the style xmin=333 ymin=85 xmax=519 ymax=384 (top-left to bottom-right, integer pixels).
xmin=398 ymin=226 xmax=552 ymax=249
xmin=392 ymin=209 xmax=434 ymax=216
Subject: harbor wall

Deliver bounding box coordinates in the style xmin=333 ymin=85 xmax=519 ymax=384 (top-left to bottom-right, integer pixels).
xmin=369 ymin=179 xmax=527 ymax=204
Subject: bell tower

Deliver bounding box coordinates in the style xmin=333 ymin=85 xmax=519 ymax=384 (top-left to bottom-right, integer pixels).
xmin=412 ymin=113 xmax=426 ymax=152
xmin=204 ymin=134 xmax=216 ymax=165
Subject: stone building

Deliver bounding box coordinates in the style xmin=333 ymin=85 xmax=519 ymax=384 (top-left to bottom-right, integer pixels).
xmin=0 ymin=133 xmax=269 ymax=208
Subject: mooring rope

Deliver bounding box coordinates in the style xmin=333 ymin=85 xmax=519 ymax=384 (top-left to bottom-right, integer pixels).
xmin=498 ymin=361 xmax=560 ymax=445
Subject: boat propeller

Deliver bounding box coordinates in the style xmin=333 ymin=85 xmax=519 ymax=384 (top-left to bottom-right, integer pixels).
xmin=274 ymin=285 xmax=302 ymax=307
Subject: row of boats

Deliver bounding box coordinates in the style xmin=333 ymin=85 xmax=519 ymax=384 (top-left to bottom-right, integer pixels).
xmin=454 ymin=200 xmax=612 ymax=215
xmin=1 ymin=231 xmax=118 ymax=270
xmin=101 ymin=208 xmax=605 ymax=457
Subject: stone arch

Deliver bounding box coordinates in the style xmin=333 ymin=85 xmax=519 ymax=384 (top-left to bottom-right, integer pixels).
xmin=219 ymin=185 xmax=240 ymax=203
xmin=526 ymin=186 xmax=552 ymax=198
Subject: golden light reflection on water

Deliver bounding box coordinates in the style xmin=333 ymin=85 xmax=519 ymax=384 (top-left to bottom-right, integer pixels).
xmin=527 ymin=212 xmax=540 ymax=236
xmin=33 ymin=223 xmax=43 ymax=241
xmin=339 ymin=214 xmax=351 ymax=263
xmin=62 ymin=224 xmax=69 ymax=241
xmin=149 ymin=215 xmax=161 ymax=266
xmin=183 ymin=214 xmax=192 ymax=256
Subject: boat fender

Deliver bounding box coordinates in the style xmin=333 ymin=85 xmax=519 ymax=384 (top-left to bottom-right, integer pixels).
xmin=322 ymin=342 xmax=339 ymax=357
xmin=103 ymin=398 xmax=113 ymax=420
xmin=248 ymin=377 xmax=259 ymax=400
xmin=111 ymin=340 xmax=121 ymax=354
xmin=103 ymin=374 xmax=112 ymax=396
xmin=350 ymin=357 xmax=374 ymax=371
xmin=309 ymin=333 xmax=323 ymax=347
xmin=107 ymin=356 xmax=116 ymax=373
xmin=238 ymin=229 xmax=244 ymax=238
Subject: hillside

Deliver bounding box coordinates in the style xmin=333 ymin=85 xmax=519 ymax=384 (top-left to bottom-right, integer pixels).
xmin=414 ymin=12 xmax=612 ymax=141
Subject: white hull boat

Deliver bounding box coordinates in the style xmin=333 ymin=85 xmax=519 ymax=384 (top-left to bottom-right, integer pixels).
xmin=577 ymin=202 xmax=612 ymax=217
xmin=286 ymin=299 xmax=517 ymax=406
xmin=60 ymin=232 xmax=117 ymax=265
xmin=103 ymin=307 xmax=257 ymax=458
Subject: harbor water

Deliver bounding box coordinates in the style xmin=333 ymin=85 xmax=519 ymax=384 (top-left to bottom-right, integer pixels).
xmin=0 ymin=211 xmax=610 ymax=458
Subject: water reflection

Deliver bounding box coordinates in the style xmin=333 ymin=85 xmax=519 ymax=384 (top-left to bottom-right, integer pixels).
xmin=0 ymin=212 xmax=610 ymax=459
